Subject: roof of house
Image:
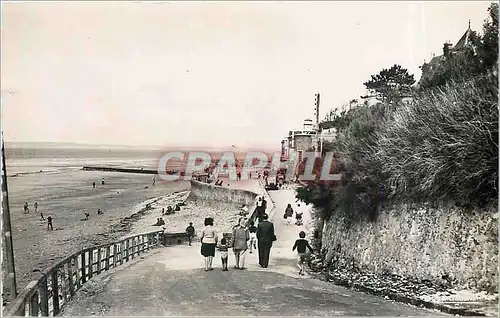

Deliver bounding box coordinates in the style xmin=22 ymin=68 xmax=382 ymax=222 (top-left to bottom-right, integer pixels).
xmin=454 ymin=20 xmax=473 ymax=50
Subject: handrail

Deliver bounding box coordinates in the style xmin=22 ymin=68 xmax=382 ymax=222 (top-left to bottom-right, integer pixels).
xmin=3 ymin=229 xmax=166 ymax=317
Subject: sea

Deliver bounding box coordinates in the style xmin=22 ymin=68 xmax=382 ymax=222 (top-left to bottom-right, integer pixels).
xmin=4 ymin=143 xmax=277 ymax=177
xmin=5 ymin=146 xmax=165 ymax=177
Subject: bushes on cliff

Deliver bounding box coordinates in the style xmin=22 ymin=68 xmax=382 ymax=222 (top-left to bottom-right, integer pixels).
xmin=377 ymin=72 xmax=498 ymax=206
xmin=298 ymin=72 xmax=498 ymax=222
xmin=296 ymin=4 xmax=498 ymax=220
xmin=296 ymin=103 xmax=389 ymax=221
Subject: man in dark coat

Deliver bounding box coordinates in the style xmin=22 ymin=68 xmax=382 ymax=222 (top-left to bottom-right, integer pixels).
xmin=256 ymin=213 xmax=275 ymax=268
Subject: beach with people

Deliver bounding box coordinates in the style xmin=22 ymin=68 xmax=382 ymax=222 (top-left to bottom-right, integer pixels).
xmin=4 ymin=145 xmax=196 ymax=290
xmin=7 ymin=168 xmax=190 ymax=289
xmin=4 ymin=144 xmax=274 ymax=291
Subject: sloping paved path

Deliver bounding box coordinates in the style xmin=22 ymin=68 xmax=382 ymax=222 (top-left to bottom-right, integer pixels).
xmin=61 ymin=187 xmax=444 ymax=316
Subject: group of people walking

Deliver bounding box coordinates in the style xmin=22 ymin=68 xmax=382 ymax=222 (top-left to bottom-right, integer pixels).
xmin=199 ymin=213 xmax=276 ymax=272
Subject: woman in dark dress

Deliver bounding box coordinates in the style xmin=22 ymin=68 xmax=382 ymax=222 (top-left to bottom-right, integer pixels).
xmin=200 ymin=217 xmax=218 ymax=271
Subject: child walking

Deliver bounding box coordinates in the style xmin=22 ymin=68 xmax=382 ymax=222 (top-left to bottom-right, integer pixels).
xmin=218 ymin=238 xmax=229 ymax=271
xmin=248 ymin=221 xmax=257 ymax=253
xmin=292 ymin=231 xmax=313 ymax=276
xmin=284 ymin=204 xmax=294 ymax=225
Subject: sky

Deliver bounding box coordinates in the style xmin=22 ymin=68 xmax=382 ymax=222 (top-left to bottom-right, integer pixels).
xmin=1 ymin=1 xmax=493 ymax=149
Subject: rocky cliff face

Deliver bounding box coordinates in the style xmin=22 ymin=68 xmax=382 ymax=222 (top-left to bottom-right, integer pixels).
xmin=317 ymin=202 xmax=498 ymax=293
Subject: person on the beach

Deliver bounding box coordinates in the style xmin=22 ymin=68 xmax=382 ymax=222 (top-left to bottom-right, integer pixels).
xmin=257 ymin=213 xmax=275 ymax=268
xmin=40 ymin=212 xmax=45 ymax=221
xmin=152 ymin=176 xmax=156 ymax=186
xmin=200 ymin=217 xmax=218 ymax=271
xmin=248 ymin=220 xmax=257 ymax=253
xmin=84 ymin=212 xmax=90 ymax=220
xmin=237 ymin=172 xmax=241 ymax=181
xmin=186 ymin=222 xmax=195 ymax=246
xmin=92 ymin=182 xmax=96 ymax=188
xmin=166 ymin=206 xmax=173 ymax=214
xmin=292 ymin=231 xmax=313 ymax=276
xmin=232 ymin=217 xmax=249 ymax=270
xmin=34 ymin=202 xmax=38 ymax=212
xmin=162 ymin=207 xmax=165 ymax=215
xmin=23 ymin=202 xmax=29 ymax=213
xmin=284 ymin=203 xmax=294 ymax=225
xmin=47 ymin=215 xmax=53 ymax=231
xmin=174 ymin=204 xmax=181 ymax=212
xmin=217 ymin=238 xmax=229 ymax=271
xmin=101 ymin=178 xmax=105 ymax=185
xmin=97 ymin=208 xmax=103 ymax=215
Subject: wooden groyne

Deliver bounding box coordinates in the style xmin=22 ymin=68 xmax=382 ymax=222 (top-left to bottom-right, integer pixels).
xmin=82 ymin=166 xmax=184 ymax=176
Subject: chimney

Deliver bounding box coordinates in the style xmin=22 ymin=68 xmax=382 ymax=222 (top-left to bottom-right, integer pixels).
xmin=443 ymin=42 xmax=452 ymax=58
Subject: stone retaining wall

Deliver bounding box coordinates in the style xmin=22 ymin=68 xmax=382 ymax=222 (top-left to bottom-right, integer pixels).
xmin=188 ymin=180 xmax=258 ymax=207
xmin=321 ymin=202 xmax=498 ymax=293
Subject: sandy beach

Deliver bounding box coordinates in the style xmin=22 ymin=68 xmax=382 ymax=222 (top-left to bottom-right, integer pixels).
xmin=127 ymin=178 xmax=265 ymax=242
xmin=6 ymin=168 xmax=190 ymax=290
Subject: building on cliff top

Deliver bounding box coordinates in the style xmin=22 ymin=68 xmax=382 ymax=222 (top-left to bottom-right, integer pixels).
xmin=418 ymin=20 xmax=475 ymax=87
xmin=281 ymin=119 xmax=337 ymax=165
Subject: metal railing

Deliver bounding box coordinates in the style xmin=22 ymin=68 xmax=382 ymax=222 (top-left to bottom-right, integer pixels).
xmin=3 ymin=230 xmax=165 ymax=317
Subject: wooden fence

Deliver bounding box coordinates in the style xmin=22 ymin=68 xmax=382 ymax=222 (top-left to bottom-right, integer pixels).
xmin=3 ymin=230 xmax=165 ymax=317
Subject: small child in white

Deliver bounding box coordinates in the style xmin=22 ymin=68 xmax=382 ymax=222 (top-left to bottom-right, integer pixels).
xmin=218 ymin=238 xmax=229 ymax=271
xmin=292 ymin=231 xmax=313 ymax=275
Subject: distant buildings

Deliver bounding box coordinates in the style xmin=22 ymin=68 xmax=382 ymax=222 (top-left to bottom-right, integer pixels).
xmin=281 ymin=119 xmax=337 ymax=164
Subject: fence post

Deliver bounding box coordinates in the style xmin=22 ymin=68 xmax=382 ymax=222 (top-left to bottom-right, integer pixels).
xmin=120 ymin=242 xmax=124 ymax=264
xmin=131 ymin=238 xmax=136 ymax=260
xmin=74 ymin=256 xmax=81 ymax=289
xmin=105 ymin=245 xmax=111 ymax=270
xmin=113 ymin=244 xmax=118 ymax=268
xmin=29 ymin=291 xmax=39 ymax=316
xmin=97 ymin=247 xmax=102 ymax=274
xmin=61 ymin=265 xmax=68 ymax=304
xmin=125 ymin=240 xmax=130 ymax=262
xmin=137 ymin=236 xmax=141 ymax=256
xmin=67 ymin=259 xmax=75 ymax=297
xmin=156 ymin=231 xmax=161 ymax=247
xmin=88 ymin=249 xmax=94 ymax=279
xmin=81 ymin=252 xmax=87 ymax=284
xmin=39 ymin=278 xmax=49 ymax=316
xmin=51 ymin=268 xmax=60 ymax=315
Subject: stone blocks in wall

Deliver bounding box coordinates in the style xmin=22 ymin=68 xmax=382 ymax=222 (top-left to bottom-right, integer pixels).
xmin=321 ymin=202 xmax=498 ymax=293
xmin=161 ymin=232 xmax=190 ymax=246
xmin=188 ymin=180 xmax=258 ymax=207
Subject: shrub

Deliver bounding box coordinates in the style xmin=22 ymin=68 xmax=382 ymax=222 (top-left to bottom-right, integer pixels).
xmin=296 ymin=103 xmax=389 ymax=222
xmin=377 ymin=73 xmax=498 ymax=206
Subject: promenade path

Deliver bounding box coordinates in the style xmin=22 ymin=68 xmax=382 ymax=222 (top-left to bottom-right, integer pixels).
xmin=61 ymin=181 xmax=442 ymax=316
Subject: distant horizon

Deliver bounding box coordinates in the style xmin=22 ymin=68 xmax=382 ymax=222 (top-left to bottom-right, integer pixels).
xmin=4 ymin=140 xmax=281 ymax=152
xmin=2 ymin=2 xmax=491 ymax=148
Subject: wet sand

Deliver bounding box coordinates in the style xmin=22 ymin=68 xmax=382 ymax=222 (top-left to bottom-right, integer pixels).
xmin=6 ymin=169 xmax=189 ymax=290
